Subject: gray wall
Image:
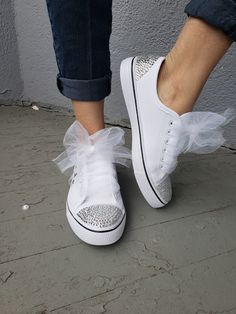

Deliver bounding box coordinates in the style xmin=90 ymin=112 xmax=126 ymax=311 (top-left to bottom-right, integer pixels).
xmin=1 ymin=0 xmax=236 ymax=145
xmin=0 ymin=0 xmax=23 ymax=103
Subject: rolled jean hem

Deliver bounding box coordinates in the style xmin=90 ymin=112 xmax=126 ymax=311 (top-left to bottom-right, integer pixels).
xmin=56 ymin=72 xmax=112 ymax=101
xmin=184 ymin=0 xmax=236 ymax=42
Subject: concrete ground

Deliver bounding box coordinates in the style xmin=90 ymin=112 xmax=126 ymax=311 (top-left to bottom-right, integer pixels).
xmin=0 ymin=105 xmax=236 ymax=314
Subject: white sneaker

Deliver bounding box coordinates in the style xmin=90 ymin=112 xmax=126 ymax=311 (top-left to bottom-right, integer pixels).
xmin=120 ymin=55 xmax=234 ymax=208
xmin=53 ymin=121 xmax=131 ymax=246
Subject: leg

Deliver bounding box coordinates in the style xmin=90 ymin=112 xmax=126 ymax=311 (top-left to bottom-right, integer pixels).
xmin=157 ymin=17 xmax=232 ymax=115
xmin=46 ymin=0 xmax=113 ymax=134
xmin=47 ymin=1 xmax=131 ymax=246
xmin=120 ymin=0 xmax=236 ymax=208
xmin=72 ymin=99 xmax=105 ymax=134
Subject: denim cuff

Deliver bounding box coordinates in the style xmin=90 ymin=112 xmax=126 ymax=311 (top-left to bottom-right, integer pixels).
xmin=185 ymin=0 xmax=236 ymax=42
xmin=57 ymin=71 xmax=112 ymax=101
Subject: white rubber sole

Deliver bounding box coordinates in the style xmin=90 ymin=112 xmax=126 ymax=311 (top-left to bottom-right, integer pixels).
xmin=120 ymin=57 xmax=166 ymax=208
xmin=66 ymin=203 xmax=126 ymax=246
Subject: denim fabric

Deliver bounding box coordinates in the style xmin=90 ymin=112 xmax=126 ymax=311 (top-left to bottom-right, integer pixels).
xmin=46 ymin=0 xmax=113 ymax=101
xmin=46 ymin=0 xmax=236 ymax=102
xmin=185 ymin=0 xmax=236 ymax=42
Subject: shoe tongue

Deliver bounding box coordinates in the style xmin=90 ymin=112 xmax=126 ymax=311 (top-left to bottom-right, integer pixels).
xmin=80 ymin=154 xmax=118 ymax=206
xmin=87 ymin=156 xmax=115 ymax=177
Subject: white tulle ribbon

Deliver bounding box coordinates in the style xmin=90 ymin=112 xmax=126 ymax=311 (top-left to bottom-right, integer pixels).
xmin=52 ymin=121 xmax=131 ymax=182
xmin=159 ymin=108 xmax=235 ymax=182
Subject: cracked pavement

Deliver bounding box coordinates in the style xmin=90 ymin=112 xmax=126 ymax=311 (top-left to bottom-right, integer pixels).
xmin=0 ymin=105 xmax=236 ymax=314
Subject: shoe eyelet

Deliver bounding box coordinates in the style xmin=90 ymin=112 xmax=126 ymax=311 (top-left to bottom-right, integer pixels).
xmin=165 ymin=139 xmax=169 ymax=144
xmin=167 ymin=130 xmax=171 ymax=134
xmin=169 ymin=121 xmax=173 ymax=126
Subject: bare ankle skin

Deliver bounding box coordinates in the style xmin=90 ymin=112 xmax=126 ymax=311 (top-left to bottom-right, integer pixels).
xmin=72 ymin=99 xmax=105 ymax=135
xmin=157 ymin=17 xmax=233 ymax=115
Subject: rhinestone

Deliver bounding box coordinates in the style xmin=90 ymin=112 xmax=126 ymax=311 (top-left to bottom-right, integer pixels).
xmin=156 ymin=177 xmax=171 ymax=203
xmin=135 ymin=55 xmax=159 ymax=81
xmin=77 ymin=204 xmax=123 ymax=228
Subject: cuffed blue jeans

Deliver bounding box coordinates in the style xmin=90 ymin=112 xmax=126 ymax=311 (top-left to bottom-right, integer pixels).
xmin=46 ymin=0 xmax=236 ymax=102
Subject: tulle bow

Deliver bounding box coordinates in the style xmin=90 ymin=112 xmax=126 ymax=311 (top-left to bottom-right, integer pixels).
xmin=159 ymin=108 xmax=235 ymax=182
xmin=53 ymin=121 xmax=131 ymax=181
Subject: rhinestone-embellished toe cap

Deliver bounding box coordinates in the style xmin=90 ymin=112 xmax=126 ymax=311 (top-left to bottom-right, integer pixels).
xmin=156 ymin=176 xmax=172 ymax=204
xmin=77 ymin=205 xmax=123 ymax=228
xmin=135 ymin=55 xmax=159 ymax=81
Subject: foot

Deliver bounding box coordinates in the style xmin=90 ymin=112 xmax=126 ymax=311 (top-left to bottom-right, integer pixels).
xmin=120 ymin=55 xmax=234 ymax=208
xmin=53 ymin=121 xmax=131 ymax=246
xmin=156 ymin=57 xmax=195 ymax=115
xmin=120 ymin=56 xmax=173 ymax=208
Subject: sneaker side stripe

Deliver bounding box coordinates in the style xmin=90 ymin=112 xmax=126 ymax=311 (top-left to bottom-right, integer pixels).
xmin=130 ymin=57 xmax=165 ymax=205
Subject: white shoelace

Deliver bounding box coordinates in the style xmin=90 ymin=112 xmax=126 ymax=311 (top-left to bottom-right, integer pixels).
xmin=159 ymin=108 xmax=235 ymax=182
xmin=52 ymin=121 xmax=131 ymax=203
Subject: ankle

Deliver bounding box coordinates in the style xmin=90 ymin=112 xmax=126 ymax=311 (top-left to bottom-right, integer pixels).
xmin=157 ymin=58 xmax=195 ymax=115
xmin=76 ymin=118 xmax=105 ymax=135
xmin=72 ymin=99 xmax=105 ymax=135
